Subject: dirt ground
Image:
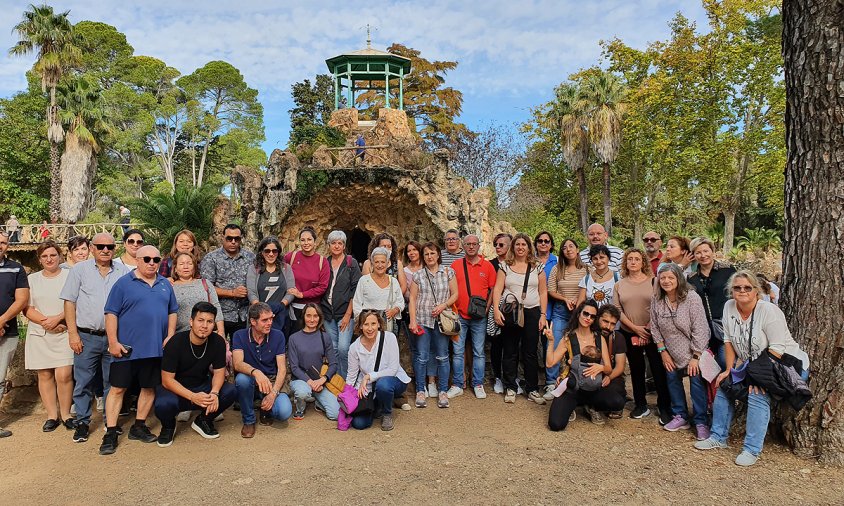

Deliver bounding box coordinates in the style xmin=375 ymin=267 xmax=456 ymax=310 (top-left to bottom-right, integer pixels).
xmin=2 ymin=389 xmax=843 ymax=506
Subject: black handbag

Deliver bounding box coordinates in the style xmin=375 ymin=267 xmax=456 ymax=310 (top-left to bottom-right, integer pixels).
xmin=462 ymin=259 xmax=488 ymax=320
xmin=701 ymin=277 xmax=725 ymax=342
xmin=350 ymin=331 xmax=385 ymax=417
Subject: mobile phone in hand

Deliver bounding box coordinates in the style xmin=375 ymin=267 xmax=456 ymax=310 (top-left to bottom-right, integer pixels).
xmin=122 ymin=344 xmax=133 ymax=358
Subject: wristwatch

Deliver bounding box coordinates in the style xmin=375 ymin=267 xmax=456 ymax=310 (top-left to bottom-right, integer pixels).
xmin=210 ymin=391 xmax=220 ymax=397
xmin=692 ymin=352 xmax=701 ymax=360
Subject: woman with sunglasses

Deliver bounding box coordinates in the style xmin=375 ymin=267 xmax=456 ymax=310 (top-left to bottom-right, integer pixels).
xmin=284 ymin=226 xmax=330 ymax=334
xmin=492 ymin=233 xmax=548 ymax=405
xmin=60 ymin=235 xmax=90 ymax=269
xmin=248 ymin=236 xmax=296 ymax=332
xmin=688 ymin=237 xmax=735 ymax=367
xmin=650 ymin=263 xmax=711 ymax=439
xmin=116 ymin=229 xmax=145 ymax=271
xmin=546 ymin=300 xmax=622 ymax=430
xmin=694 ymin=271 xmax=808 ymax=467
xmin=544 ymin=238 xmax=588 ymax=400
xmin=160 ymin=230 xmax=202 ymax=279
xmin=488 ymin=233 xmax=511 ymax=395
xmin=346 ymin=310 xmax=412 ymax=431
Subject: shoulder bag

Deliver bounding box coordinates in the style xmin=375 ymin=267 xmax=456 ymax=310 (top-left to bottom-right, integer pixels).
xmin=317 ymin=330 xmax=347 ymax=396
xmin=701 ymin=276 xmax=725 ymax=342
xmin=350 ymin=331 xmax=385 ymax=417
xmin=462 ymin=259 xmax=489 ymax=320
xmin=425 ymin=268 xmax=461 ymax=338
xmin=499 ymin=264 xmax=531 ymax=327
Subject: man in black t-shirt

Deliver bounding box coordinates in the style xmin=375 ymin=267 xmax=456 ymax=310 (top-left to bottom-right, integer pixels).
xmin=597 ymin=305 xmax=628 ymax=419
xmin=153 ymin=302 xmax=236 ymax=447
xmin=0 ymin=231 xmax=30 ymax=438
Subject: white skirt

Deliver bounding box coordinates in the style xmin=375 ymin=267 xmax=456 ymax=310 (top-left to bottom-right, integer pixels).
xmin=25 ymin=329 xmax=74 ymax=370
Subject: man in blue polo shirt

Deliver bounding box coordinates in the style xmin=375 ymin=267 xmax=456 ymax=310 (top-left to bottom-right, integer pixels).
xmin=100 ymin=245 xmax=177 ymax=455
xmin=60 ymin=232 xmax=129 ymax=443
xmin=232 ymin=302 xmax=291 ymax=438
xmin=0 ymin=231 xmax=30 ymax=438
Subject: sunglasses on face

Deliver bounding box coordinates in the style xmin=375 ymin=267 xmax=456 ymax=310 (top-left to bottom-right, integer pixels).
xmin=536 ymin=239 xmax=551 ymax=244
xmin=141 ymin=256 xmax=162 ymax=264
xmin=581 ymin=311 xmax=597 ymax=320
xmin=225 ymin=236 xmax=242 ymax=243
xmin=732 ymin=285 xmax=754 ymax=293
xmin=93 ymin=244 xmax=116 ymax=251
xmin=643 ymin=238 xmax=659 ymax=243
xmin=262 ymin=248 xmax=279 ymax=255
xmin=126 ymin=238 xmax=144 ymax=246
xmin=495 ymin=242 xmax=507 ymax=248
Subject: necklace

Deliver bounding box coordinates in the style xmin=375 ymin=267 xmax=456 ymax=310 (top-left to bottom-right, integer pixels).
xmin=190 ymin=338 xmax=208 ymax=359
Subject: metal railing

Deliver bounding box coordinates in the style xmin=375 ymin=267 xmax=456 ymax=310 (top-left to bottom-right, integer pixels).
xmin=5 ymin=223 xmax=139 ymax=245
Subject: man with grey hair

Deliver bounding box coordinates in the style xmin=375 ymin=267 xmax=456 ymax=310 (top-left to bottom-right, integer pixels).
xmin=99 ymin=245 xmax=177 ymax=455
xmin=321 ymin=230 xmax=361 ymax=378
xmin=440 ymin=229 xmax=465 ymax=267
xmin=61 ymin=232 xmax=129 ymax=443
xmin=0 ymin=231 xmax=29 ymax=437
xmin=579 ymin=223 xmax=623 ymax=272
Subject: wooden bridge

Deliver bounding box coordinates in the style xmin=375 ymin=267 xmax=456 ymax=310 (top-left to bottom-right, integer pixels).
xmin=5 ymin=223 xmax=138 ymax=251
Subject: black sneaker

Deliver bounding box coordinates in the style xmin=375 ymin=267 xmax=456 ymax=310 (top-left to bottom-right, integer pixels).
xmin=63 ymin=418 xmax=76 ymax=431
xmin=191 ymin=417 xmax=220 ymax=439
xmin=72 ymin=423 xmax=89 ymax=443
xmin=128 ymin=424 xmax=158 ymax=443
xmin=157 ymin=427 xmax=176 ymax=448
xmin=658 ymin=408 xmax=673 ymax=426
xmin=630 ymin=405 xmax=651 ymax=419
xmin=99 ymin=431 xmax=118 ymax=455
xmin=42 ymin=418 xmax=62 ymax=432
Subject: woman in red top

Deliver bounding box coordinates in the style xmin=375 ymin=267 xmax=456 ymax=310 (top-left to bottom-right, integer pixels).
xmin=284 ymin=226 xmax=330 ymax=334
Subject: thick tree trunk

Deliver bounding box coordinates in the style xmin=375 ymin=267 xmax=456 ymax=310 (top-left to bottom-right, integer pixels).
xmin=723 ymin=209 xmax=736 ymax=255
xmin=779 ymin=0 xmax=844 ymax=465
xmin=576 ymin=165 xmax=589 ymax=236
xmin=48 ymin=141 xmax=61 ymax=222
xmin=59 ymin=133 xmax=97 ymax=223
xmin=602 ymin=161 xmax=612 ymax=236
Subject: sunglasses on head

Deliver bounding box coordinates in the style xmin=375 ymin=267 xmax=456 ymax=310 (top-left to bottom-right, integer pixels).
xmin=126 ymin=238 xmax=144 ymax=246
xmin=581 ymin=310 xmax=597 ymax=320
xmin=262 ymin=248 xmax=279 ymax=255
xmin=141 ymin=256 xmax=162 ymax=264
xmin=225 ymin=236 xmax=242 ymax=243
xmin=643 ymin=237 xmax=659 ymax=243
xmin=93 ymin=244 xmax=116 ymax=251
xmin=732 ymin=285 xmax=754 ymax=293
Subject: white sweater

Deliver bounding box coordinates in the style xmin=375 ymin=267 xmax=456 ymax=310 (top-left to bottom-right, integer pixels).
xmin=723 ymin=300 xmax=809 ymax=370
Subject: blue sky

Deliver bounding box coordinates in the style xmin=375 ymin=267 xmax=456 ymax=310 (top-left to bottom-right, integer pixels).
xmin=1 ymin=0 xmax=708 ymax=156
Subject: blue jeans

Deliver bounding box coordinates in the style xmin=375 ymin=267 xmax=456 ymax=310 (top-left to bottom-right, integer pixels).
xmin=324 ymin=317 xmax=354 ymax=379
xmin=234 ymin=373 xmax=292 ymax=425
xmin=453 ymin=317 xmax=486 ymax=388
xmin=72 ymin=332 xmax=112 ymax=425
xmin=414 ymin=325 xmax=450 ymax=393
xmin=665 ymin=367 xmax=708 ymax=425
xmin=290 ymin=379 xmax=340 ymax=420
xmin=546 ymin=303 xmax=571 ymax=384
xmin=351 ymin=376 xmax=408 ymax=430
xmin=154 ymin=382 xmax=237 ymax=429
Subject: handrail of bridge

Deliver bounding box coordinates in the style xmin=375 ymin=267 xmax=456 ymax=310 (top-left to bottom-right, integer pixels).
xmin=5 ymin=223 xmax=141 ymax=245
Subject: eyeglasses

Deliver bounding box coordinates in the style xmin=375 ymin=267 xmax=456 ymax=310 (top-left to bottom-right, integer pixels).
xmin=225 ymin=236 xmax=242 ymax=243
xmin=643 ymin=237 xmax=660 ymax=243
xmin=126 ymin=238 xmax=144 ymax=246
xmin=536 ymin=239 xmax=551 ymax=244
xmin=141 ymin=256 xmax=162 ymax=264
xmin=93 ymin=244 xmax=116 ymax=251
xmin=262 ymin=248 xmax=279 ymax=255
xmin=581 ymin=311 xmax=597 ymax=320
xmin=445 ymin=237 xmax=459 ymax=241
xmin=495 ymin=242 xmax=507 ymax=248
xmin=732 ymin=285 xmax=754 ymax=293
xmin=464 ymin=242 xmax=479 ymax=247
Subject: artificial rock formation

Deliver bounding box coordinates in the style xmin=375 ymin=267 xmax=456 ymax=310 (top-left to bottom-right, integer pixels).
xmin=239 ymin=108 xmax=496 ymax=256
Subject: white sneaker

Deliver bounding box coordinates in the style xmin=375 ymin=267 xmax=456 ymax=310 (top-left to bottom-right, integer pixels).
xmin=528 ymin=390 xmax=547 ymax=405
xmin=493 ymin=378 xmax=504 ymax=394
xmin=542 ymin=384 xmax=556 ymax=401
xmin=446 ymin=386 xmax=464 ymax=399
xmin=175 ymin=411 xmax=191 ymax=423
xmin=427 ymin=382 xmax=437 ymax=398
xmin=504 ymin=389 xmax=516 ymax=403
xmin=473 ymin=385 xmax=487 ymax=399
xmin=214 ymin=413 xmax=224 ymax=422
xmin=516 ymin=379 xmax=525 ymax=395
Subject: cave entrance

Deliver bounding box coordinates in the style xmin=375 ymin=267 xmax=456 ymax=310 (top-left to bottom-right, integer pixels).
xmin=349 ymin=228 xmax=371 ymax=264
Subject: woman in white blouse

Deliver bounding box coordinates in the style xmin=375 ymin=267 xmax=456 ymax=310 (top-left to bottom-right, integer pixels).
xmin=352 ymin=247 xmax=405 ymax=333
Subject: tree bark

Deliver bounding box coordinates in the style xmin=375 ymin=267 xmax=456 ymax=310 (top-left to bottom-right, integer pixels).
xmin=723 ymin=209 xmax=736 ymax=255
xmin=576 ymin=165 xmax=589 ymax=236
xmin=779 ymin=0 xmax=844 ymax=465
xmin=48 ymin=141 xmax=61 ymax=222
xmin=59 ymin=133 xmax=96 ymax=223
xmin=602 ymin=161 xmax=613 ymax=237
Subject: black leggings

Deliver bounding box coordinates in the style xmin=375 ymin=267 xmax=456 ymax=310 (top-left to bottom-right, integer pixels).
xmin=548 ymin=386 xmax=626 ymax=431
xmin=622 ymin=329 xmax=671 ymax=413
xmin=489 ymin=334 xmax=503 ymax=380
xmin=502 ymin=306 xmax=541 ymax=393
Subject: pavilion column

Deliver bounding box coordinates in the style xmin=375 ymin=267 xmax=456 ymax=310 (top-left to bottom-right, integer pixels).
xmin=385 ymin=72 xmax=391 ymax=109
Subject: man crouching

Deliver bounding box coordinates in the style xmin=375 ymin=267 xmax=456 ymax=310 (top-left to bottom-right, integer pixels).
xmin=154 ymin=302 xmax=236 ymax=447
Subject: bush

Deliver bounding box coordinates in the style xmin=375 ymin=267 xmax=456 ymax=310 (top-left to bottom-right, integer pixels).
xmin=131 ymin=184 xmax=219 ymax=253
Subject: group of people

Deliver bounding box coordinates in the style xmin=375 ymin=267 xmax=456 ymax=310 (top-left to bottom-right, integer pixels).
xmin=0 ymin=221 xmax=807 ymax=467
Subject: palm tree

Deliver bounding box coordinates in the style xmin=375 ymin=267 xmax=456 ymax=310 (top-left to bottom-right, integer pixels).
xmin=583 ymin=71 xmax=627 ymax=237
xmin=58 ymin=76 xmax=109 ymax=222
xmin=9 ymin=4 xmax=80 ymax=222
xmin=132 ymin=184 xmax=219 ymax=252
xmin=548 ymin=83 xmax=590 ymax=235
